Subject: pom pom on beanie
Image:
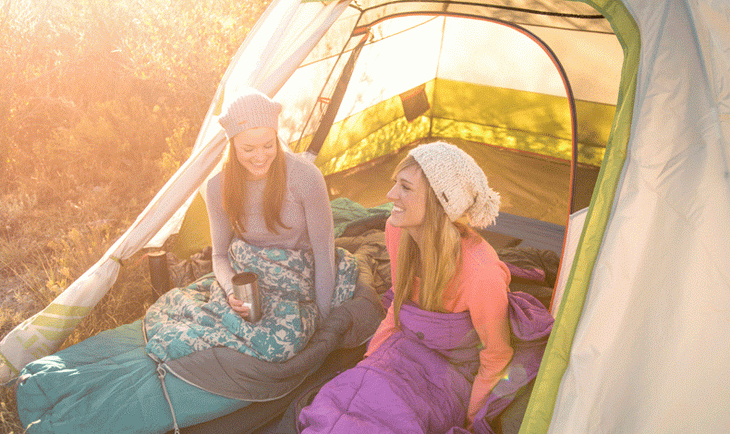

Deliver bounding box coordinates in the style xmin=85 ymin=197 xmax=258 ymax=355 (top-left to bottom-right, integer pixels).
xmin=409 ymin=141 xmax=500 ymax=228
xmin=218 ymin=88 xmax=282 ymax=140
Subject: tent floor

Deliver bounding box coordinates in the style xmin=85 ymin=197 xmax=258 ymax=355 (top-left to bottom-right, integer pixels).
xmin=489 ymin=212 xmax=566 ymax=254
xmin=324 ymin=140 xmax=600 ymax=229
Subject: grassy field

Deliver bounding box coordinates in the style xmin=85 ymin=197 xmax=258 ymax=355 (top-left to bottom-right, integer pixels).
xmin=0 ymin=0 xmax=267 ymax=431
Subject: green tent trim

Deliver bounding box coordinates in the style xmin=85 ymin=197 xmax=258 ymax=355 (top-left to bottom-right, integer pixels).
xmin=519 ymin=0 xmax=639 ymax=432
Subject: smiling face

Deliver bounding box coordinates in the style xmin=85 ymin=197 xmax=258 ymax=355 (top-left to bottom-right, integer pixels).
xmin=386 ymin=163 xmax=429 ymax=241
xmin=232 ymin=127 xmax=278 ymax=181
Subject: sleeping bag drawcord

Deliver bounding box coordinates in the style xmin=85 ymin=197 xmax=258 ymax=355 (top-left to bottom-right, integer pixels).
xmin=156 ymin=364 xmax=181 ymax=434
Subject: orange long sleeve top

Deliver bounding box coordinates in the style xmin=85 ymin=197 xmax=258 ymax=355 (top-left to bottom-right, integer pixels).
xmin=365 ymin=222 xmax=514 ymax=425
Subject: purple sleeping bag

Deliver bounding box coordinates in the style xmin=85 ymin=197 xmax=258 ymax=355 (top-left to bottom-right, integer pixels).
xmin=298 ymin=291 xmax=553 ymax=434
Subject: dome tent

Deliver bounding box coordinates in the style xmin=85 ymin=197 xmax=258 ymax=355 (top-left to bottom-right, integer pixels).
xmin=3 ymin=0 xmax=729 ymax=433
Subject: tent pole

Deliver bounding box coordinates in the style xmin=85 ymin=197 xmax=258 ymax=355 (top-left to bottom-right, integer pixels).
xmin=306 ymin=32 xmax=370 ymax=156
xmin=295 ymin=8 xmax=366 ymax=154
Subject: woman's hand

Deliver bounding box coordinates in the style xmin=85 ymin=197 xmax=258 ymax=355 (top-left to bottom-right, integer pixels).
xmin=227 ymin=294 xmax=251 ymax=319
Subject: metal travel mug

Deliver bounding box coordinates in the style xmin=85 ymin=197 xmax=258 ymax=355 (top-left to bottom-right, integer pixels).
xmin=231 ymin=272 xmax=262 ymax=322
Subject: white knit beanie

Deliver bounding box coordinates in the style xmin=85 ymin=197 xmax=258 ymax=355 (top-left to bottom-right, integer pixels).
xmin=409 ymin=141 xmax=500 ymax=228
xmin=218 ymin=88 xmax=282 ymax=140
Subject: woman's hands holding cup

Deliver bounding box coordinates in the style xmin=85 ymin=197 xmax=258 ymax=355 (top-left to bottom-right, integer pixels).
xmin=227 ymin=294 xmax=251 ymax=319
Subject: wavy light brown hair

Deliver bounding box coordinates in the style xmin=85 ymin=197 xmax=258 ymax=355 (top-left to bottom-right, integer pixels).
xmin=222 ymin=137 xmax=289 ymax=236
xmin=391 ymin=154 xmax=476 ymax=325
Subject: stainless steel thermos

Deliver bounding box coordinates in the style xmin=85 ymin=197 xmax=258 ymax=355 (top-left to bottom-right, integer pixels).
xmin=231 ymin=272 xmax=262 ymax=322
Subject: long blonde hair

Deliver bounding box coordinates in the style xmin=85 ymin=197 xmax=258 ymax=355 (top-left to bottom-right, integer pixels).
xmin=391 ymin=155 xmax=473 ymax=325
xmin=222 ymin=137 xmax=289 ymax=236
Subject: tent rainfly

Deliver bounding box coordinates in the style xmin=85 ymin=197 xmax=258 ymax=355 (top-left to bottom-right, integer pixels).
xmin=2 ymin=0 xmax=728 ymax=432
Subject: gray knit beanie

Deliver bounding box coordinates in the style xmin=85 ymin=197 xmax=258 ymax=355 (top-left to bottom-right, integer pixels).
xmin=218 ymin=88 xmax=282 ymax=140
xmin=409 ymin=141 xmax=500 ymax=228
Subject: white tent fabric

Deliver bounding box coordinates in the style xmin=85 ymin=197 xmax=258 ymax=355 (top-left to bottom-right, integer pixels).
xmin=543 ymin=0 xmax=730 ymax=432
xmin=550 ymin=207 xmax=587 ymax=317
xmin=149 ymin=0 xmax=350 ymax=246
xmin=0 ymin=0 xmax=349 ymax=384
xmin=280 ymin=15 xmax=623 ymax=125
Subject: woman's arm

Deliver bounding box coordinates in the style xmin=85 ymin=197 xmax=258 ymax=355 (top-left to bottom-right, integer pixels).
xmin=364 ymin=301 xmax=397 ymax=355
xmin=465 ymin=256 xmax=514 ymax=424
xmin=298 ymin=159 xmax=336 ymax=319
xmin=365 ymin=222 xmax=401 ymax=356
xmin=205 ymin=172 xmax=236 ymax=297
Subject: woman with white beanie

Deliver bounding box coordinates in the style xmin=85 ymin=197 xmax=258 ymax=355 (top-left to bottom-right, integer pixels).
xmin=299 ymin=141 xmax=514 ymax=433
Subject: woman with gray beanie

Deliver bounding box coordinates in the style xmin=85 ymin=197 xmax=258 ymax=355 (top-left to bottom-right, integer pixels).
xmin=299 ymin=141 xmax=514 ymax=433
xmin=207 ymin=87 xmax=338 ymax=321
xmin=15 ymin=88 xmax=359 ymax=434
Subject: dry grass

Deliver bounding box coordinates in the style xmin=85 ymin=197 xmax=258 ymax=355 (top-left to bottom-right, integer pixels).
xmin=0 ymin=185 xmax=164 ymax=433
xmin=0 ymin=392 xmax=24 ymax=434
xmin=0 ymin=0 xmax=268 ymax=429
xmin=0 ymin=76 xmax=182 ymax=434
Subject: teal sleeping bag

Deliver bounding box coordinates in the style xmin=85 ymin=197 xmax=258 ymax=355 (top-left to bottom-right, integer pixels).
xmin=16 ymin=242 xmax=362 ymax=434
xmin=15 ymin=319 xmax=249 ymax=434
xmin=15 ymin=199 xmax=388 ymax=434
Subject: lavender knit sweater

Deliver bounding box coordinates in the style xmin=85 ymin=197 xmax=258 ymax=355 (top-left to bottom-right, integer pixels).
xmin=205 ymin=151 xmax=336 ymax=318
